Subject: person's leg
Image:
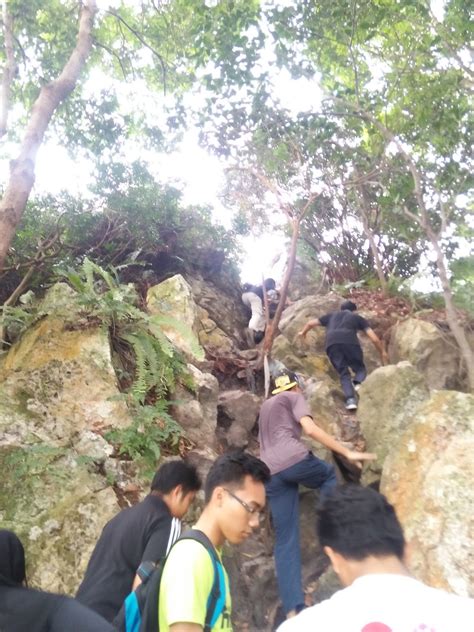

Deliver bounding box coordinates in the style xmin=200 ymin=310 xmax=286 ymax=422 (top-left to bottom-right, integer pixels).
xmin=326 ymin=344 xmax=355 ymax=399
xmin=266 ymin=474 xmax=304 ymax=615
xmin=280 ymin=452 xmax=337 ymax=498
xmin=347 ymin=345 xmax=367 ymax=384
xmin=244 ymin=292 xmax=265 ymax=332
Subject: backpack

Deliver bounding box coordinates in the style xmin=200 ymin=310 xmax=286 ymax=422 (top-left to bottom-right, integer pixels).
xmin=116 ymin=529 xmax=226 ymax=632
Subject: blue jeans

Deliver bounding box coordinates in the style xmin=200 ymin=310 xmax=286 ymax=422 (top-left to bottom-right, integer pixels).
xmin=265 ymin=452 xmax=337 ymax=614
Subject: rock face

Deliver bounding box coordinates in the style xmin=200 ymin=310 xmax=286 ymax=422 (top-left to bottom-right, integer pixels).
xmin=0 ymin=286 xmax=132 ymax=593
xmin=147 ymin=274 xmax=204 ymax=361
xmin=170 ymin=364 xmax=219 ymax=445
xmin=357 ymin=362 xmax=430 ymax=484
xmin=217 ymin=390 xmax=263 ymax=448
xmin=0 ymin=445 xmax=119 ymax=593
xmin=0 ymin=317 xmax=132 ymax=446
xmin=389 ymin=317 xmax=466 ymax=390
xmin=188 ymin=274 xmax=248 ymax=351
xmin=2 ymin=273 xmax=472 ymax=628
xmin=381 ymin=390 xmax=474 ymax=597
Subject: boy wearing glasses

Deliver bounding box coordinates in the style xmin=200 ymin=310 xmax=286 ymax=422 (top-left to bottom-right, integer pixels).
xmin=158 ymin=452 xmax=270 ymax=632
xmin=259 ymin=369 xmax=376 ymax=619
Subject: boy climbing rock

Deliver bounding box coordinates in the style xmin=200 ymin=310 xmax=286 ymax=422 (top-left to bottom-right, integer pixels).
xmin=297 ymin=300 xmax=388 ymax=410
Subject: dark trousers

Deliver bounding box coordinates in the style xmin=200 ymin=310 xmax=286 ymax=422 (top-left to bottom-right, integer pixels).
xmin=326 ymin=343 xmax=367 ymax=399
xmin=265 ymin=453 xmax=337 ymax=614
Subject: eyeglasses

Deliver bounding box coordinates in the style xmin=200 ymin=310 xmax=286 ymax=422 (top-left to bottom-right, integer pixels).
xmin=223 ymin=487 xmax=262 ymax=517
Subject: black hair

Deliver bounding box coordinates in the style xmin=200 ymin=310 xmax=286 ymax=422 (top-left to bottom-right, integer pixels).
xmin=0 ymin=530 xmax=26 ymax=586
xmin=151 ymin=460 xmax=201 ymax=495
xmin=263 ymin=278 xmax=276 ymax=290
xmin=340 ymin=300 xmax=357 ymax=311
xmin=204 ymin=451 xmax=270 ymax=503
xmin=317 ymin=484 xmax=405 ymax=560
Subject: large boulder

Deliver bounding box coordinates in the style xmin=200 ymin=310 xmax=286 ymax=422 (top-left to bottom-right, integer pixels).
xmin=196 ymin=305 xmax=235 ymax=356
xmin=389 ymin=317 xmax=466 ymax=390
xmin=277 ymin=294 xmax=343 ymax=351
xmin=170 ymin=364 xmax=219 ymax=445
xmin=357 ymin=362 xmax=430 ymax=484
xmin=188 ymin=274 xmax=248 ymax=349
xmin=381 ymin=390 xmax=474 ymax=597
xmin=0 ymin=445 xmax=119 ymax=594
xmin=0 ymin=317 xmax=132 ymax=446
xmin=217 ymin=390 xmax=263 ymax=448
xmin=147 ymin=275 xmax=204 ymax=361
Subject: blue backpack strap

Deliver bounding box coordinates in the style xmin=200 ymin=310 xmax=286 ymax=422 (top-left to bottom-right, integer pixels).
xmin=123 ymin=592 xmax=142 ymax=632
xmin=178 ymin=529 xmax=226 ymax=631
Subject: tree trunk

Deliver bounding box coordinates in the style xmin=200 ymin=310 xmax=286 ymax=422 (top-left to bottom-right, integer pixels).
xmin=0 ymin=0 xmax=97 ymax=268
xmin=426 ymin=226 xmax=474 ymax=392
xmin=353 ymin=175 xmax=388 ymax=294
xmin=0 ymin=0 xmax=17 ymax=139
xmin=332 ymin=97 xmax=474 ymax=391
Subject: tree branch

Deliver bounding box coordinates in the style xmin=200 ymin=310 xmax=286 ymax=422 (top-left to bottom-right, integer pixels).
xmin=0 ymin=0 xmax=98 ymax=268
xmin=107 ymin=9 xmax=167 ymax=94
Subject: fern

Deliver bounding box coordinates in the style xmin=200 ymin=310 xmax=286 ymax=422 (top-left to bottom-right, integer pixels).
xmin=105 ymin=400 xmax=183 ymax=474
xmin=5 ymin=259 xmax=194 ymax=463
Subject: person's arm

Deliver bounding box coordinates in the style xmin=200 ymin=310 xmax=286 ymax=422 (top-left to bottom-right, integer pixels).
xmin=297 ymin=318 xmax=321 ymax=339
xmin=132 ymin=517 xmax=181 ymax=591
xmin=132 ymin=573 xmax=142 ymax=590
xmin=170 ymin=624 xmax=202 ymax=632
xmin=300 ymin=416 xmax=376 ymax=467
xmin=364 ymin=327 xmax=389 ymax=364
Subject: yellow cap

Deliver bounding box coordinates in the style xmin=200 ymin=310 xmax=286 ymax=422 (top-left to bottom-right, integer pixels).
xmin=272 ymin=372 xmax=299 ymax=395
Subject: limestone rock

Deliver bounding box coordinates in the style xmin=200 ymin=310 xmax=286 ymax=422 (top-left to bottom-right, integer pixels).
xmin=170 ymin=364 xmax=219 ymax=445
xmin=0 ymin=318 xmax=132 ymax=446
xmin=277 ymin=294 xmax=343 ymax=350
xmin=381 ymin=390 xmax=474 ymax=597
xmin=0 ymin=445 xmax=119 ymax=594
xmin=304 ymin=378 xmax=340 ymax=434
xmin=196 ymin=306 xmax=235 ymax=355
xmin=188 ymin=274 xmax=248 ymax=349
xmin=217 ymin=390 xmax=262 ymax=448
xmin=357 ymin=362 xmax=430 ymax=484
xmin=147 ymin=275 xmax=204 ymax=360
xmin=389 ymin=318 xmax=465 ymax=390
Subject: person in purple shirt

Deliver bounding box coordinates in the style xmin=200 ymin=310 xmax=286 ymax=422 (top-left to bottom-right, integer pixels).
xmin=258 ymin=369 xmax=376 ymax=620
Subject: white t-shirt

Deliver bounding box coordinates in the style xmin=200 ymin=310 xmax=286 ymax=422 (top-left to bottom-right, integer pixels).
xmin=277 ymin=574 xmax=474 ymax=632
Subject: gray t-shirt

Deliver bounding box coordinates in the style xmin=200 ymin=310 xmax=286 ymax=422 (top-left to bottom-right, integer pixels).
xmin=258 ymin=391 xmax=311 ymax=475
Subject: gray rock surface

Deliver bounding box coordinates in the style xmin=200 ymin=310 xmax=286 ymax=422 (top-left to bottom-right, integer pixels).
xmin=170 ymin=364 xmax=219 ymax=445
xmin=381 ymin=390 xmax=474 ymax=597
xmin=389 ymin=317 xmax=466 ymax=390
xmin=357 ymin=362 xmax=430 ymax=484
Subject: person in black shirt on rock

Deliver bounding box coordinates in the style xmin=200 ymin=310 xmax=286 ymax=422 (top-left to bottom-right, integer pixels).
xmin=76 ymin=460 xmax=201 ymax=622
xmin=0 ymin=529 xmax=113 ymax=632
xmin=298 ymin=300 xmax=388 ymax=410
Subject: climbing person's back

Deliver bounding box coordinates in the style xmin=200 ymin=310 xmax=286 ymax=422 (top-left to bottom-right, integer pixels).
xmin=319 ymin=309 xmax=369 ymax=349
xmin=76 ymin=460 xmax=200 ymax=621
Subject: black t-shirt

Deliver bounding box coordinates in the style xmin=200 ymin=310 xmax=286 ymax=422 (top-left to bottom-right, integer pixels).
xmin=76 ymin=495 xmax=180 ymax=622
xmin=319 ymin=310 xmax=370 ymax=349
xmin=0 ymin=587 xmax=114 ymax=632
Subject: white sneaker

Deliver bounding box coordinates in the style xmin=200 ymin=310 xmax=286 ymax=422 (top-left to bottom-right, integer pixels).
xmin=345 ymin=397 xmax=358 ymax=410
xmin=353 ymin=382 xmax=361 ymax=392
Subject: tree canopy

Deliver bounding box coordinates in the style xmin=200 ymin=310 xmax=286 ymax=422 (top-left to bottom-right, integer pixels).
xmin=1 ymin=0 xmax=472 ymax=383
